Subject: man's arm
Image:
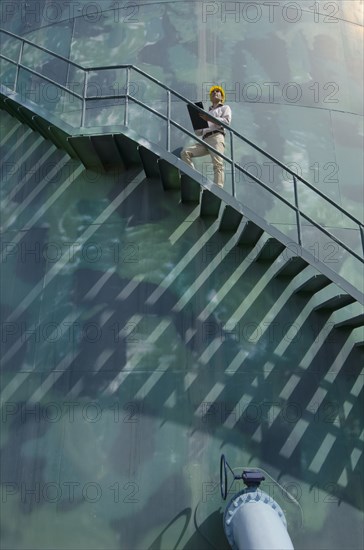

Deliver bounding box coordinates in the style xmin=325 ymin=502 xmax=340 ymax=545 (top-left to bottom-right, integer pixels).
xmin=200 ymin=105 xmax=231 ymax=126
xmin=213 ymin=105 xmax=232 ymax=126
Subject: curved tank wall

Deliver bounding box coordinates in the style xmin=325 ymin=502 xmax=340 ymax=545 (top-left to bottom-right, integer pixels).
xmin=2 ymin=0 xmax=363 ymax=289
xmin=0 ymin=2 xmax=363 ymax=550
xmin=1 ymin=108 xmax=363 ymax=550
xmin=2 ymin=0 xmax=363 ymax=217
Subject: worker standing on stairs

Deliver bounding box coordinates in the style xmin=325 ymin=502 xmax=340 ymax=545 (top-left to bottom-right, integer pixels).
xmin=181 ymin=85 xmax=231 ymax=188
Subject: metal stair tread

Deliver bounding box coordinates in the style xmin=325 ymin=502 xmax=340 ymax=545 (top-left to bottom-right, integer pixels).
xmin=200 ymin=189 xmax=222 ymax=218
xmin=314 ymin=294 xmax=356 ymax=312
xmin=158 ymin=158 xmax=181 ymax=191
xmin=294 ymin=274 xmax=332 ymax=294
xmin=67 ymin=135 xmax=105 ymax=171
xmin=219 ymin=205 xmax=243 ymax=233
xmin=1 ymin=83 xmax=363 ymax=306
xmin=180 ymin=173 xmax=200 ymax=202
xmin=138 ymin=145 xmax=160 ymax=179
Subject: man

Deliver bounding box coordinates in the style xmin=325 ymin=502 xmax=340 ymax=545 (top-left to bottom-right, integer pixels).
xmin=181 ymin=86 xmax=231 ymax=187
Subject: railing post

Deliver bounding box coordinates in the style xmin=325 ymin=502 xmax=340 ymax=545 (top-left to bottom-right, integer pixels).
xmin=81 ymin=69 xmax=88 ymax=127
xmin=14 ymin=39 xmax=24 ymax=93
xmin=230 ymin=130 xmax=235 ymax=197
xmin=124 ymin=66 xmax=130 ymax=126
xmin=293 ymin=175 xmax=302 ymax=245
xmin=166 ymin=90 xmax=171 ymax=151
xmin=360 ymin=225 xmax=364 ymax=257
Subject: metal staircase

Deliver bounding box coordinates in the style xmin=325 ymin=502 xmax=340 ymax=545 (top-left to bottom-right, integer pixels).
xmin=1 ymin=30 xmax=363 ymax=517
xmin=1 ymin=28 xmax=363 ymax=327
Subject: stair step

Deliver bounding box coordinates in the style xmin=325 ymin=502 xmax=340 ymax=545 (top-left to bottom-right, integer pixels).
xmin=0 ymin=94 xmax=15 ymax=117
xmin=14 ymin=103 xmax=34 ymax=129
xmin=200 ymin=189 xmax=221 ymax=218
xmin=67 ymin=136 xmax=105 ymax=171
xmin=14 ymin=107 xmax=31 ymax=127
xmin=314 ymin=294 xmax=356 ymax=312
xmin=180 ymin=173 xmax=200 ymax=202
xmin=31 ymin=115 xmax=55 ymax=141
xmin=91 ymin=135 xmax=125 ymax=170
xmin=138 ymin=145 xmax=160 ymax=178
xmin=158 ymin=159 xmax=181 ymax=191
xmin=3 ymin=98 xmax=23 ymax=121
xmin=255 ymin=238 xmax=285 ymax=262
xmin=1 ymin=84 xmax=362 ymax=316
xmin=219 ymin=205 xmax=243 ymax=233
xmin=237 ymin=221 xmax=263 ymax=246
xmin=43 ymin=125 xmax=65 ymax=150
xmin=48 ymin=126 xmax=78 ymax=158
xmin=114 ymin=133 xmax=141 ymax=167
xmin=17 ymin=105 xmax=39 ymax=132
xmin=334 ymin=314 xmax=364 ymax=329
xmin=294 ymin=274 xmax=332 ymax=294
xmin=276 ymin=257 xmax=308 ymax=278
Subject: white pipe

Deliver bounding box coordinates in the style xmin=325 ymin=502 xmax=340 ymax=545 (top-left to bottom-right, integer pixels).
xmin=224 ymin=489 xmax=294 ymax=550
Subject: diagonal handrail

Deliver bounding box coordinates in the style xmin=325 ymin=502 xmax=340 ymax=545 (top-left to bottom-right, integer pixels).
xmin=1 ymin=30 xmax=362 ymax=220
xmin=1 ymin=28 xmax=363 ymax=289
xmin=0 ymin=30 xmax=362 ymax=218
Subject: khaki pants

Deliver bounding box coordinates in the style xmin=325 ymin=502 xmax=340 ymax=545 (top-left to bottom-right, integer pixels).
xmin=181 ymin=133 xmax=225 ymax=187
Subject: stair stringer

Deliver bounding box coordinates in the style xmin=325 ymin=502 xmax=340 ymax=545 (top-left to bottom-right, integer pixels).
xmin=1 ymin=85 xmax=363 ymax=310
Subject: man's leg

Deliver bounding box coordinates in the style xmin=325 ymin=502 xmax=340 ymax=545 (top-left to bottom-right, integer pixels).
xmin=206 ymin=134 xmax=225 ymax=187
xmin=181 ymin=141 xmax=209 ymax=170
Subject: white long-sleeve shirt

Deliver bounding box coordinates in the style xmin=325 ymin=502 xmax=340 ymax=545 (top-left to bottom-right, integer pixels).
xmin=200 ymin=102 xmax=232 ymax=137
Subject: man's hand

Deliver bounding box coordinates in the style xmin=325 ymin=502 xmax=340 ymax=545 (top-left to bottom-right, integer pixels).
xmin=199 ymin=113 xmax=211 ymax=121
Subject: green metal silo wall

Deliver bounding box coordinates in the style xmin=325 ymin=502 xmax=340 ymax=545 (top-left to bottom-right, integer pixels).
xmin=1 ymin=2 xmax=363 ymax=548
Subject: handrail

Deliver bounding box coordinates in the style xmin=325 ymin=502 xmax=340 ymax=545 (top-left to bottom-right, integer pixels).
xmin=1 ymin=27 xmax=363 ymax=274
xmin=1 ymin=28 xmax=362 ymax=231
xmin=1 ymin=57 xmax=84 ymax=100
xmin=0 ymin=28 xmax=85 ymax=70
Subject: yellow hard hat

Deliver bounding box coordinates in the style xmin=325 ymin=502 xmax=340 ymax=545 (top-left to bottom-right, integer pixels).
xmin=209 ymin=85 xmax=225 ymax=103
